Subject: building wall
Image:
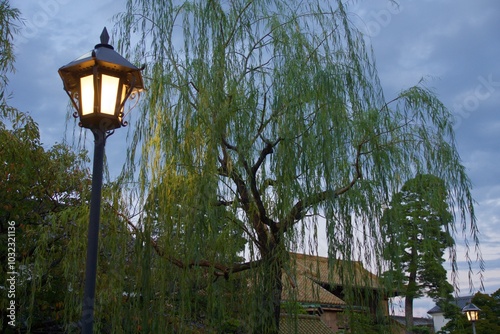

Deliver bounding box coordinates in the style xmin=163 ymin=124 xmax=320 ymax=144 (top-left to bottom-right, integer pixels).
xmin=319 ymin=309 xmax=342 ymax=332
xmin=430 ymin=313 xmax=448 ymax=332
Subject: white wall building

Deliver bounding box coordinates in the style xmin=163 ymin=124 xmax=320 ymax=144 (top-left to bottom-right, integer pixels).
xmin=427 ymin=296 xmax=472 ymax=332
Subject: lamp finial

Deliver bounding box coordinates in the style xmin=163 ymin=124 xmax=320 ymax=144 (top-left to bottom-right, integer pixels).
xmin=100 ymin=27 xmax=110 ymax=45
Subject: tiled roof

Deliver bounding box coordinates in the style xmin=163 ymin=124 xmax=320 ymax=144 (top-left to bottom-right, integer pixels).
xmin=391 ymin=315 xmax=433 ymax=327
xmin=280 ymin=314 xmax=336 ymax=334
xmin=282 ymin=252 xmax=389 ymax=308
xmin=281 ymin=253 xmax=390 ymax=333
xmin=290 ymin=252 xmax=384 ymax=290
xmin=282 ymin=271 xmax=345 ymax=306
xmin=427 ymin=296 xmax=473 ymax=314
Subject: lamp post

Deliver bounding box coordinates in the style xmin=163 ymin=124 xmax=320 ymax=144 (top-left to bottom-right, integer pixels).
xmin=462 ymin=303 xmax=481 ymax=334
xmin=58 ymin=27 xmax=143 ymax=334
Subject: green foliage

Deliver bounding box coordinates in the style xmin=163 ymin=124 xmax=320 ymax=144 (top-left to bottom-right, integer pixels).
xmin=410 ymin=326 xmax=432 ymax=334
xmin=467 ymin=290 xmax=500 ymax=334
xmin=0 ymin=0 xmax=19 ymax=134
xmin=113 ymin=0 xmax=479 ymax=332
xmin=0 ymin=0 xmax=19 ymax=88
xmin=0 ymin=109 xmax=93 ymax=332
xmin=342 ymin=311 xmax=392 ymax=334
xmin=473 ymin=289 xmax=500 ymax=324
xmin=219 ymin=317 xmax=247 ymax=333
xmin=0 ymin=0 xmax=483 ymax=332
xmin=381 ymin=174 xmax=455 ymax=296
xmin=281 ymin=301 xmax=307 ymax=315
xmin=438 ymin=289 xmax=500 ymax=334
xmin=435 ymin=298 xmax=467 ymax=334
xmin=381 ymin=174 xmax=455 ymax=330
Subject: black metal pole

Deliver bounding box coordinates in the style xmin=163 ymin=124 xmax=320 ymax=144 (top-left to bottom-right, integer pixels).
xmin=81 ymin=128 xmax=106 ymax=334
xmin=472 ymin=322 xmax=477 ymax=334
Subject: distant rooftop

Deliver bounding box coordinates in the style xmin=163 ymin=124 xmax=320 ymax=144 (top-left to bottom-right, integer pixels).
xmin=427 ymin=296 xmax=473 ymax=314
xmin=391 ymin=315 xmax=433 ymax=327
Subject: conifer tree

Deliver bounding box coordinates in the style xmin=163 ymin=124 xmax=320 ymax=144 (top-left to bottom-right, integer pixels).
xmin=381 ymin=174 xmax=455 ymax=332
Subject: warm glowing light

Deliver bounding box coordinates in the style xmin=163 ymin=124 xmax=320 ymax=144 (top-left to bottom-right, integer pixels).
xmin=466 ymin=310 xmax=479 ymax=322
xmin=59 ymin=27 xmax=144 ymax=130
xmin=462 ymin=303 xmax=481 ymax=323
xmin=80 ymin=75 xmax=94 ymax=116
xmin=101 ymin=75 xmax=120 ymax=115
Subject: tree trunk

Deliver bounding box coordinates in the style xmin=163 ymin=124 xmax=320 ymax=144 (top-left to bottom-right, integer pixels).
xmin=405 ymin=245 xmax=418 ymax=334
xmin=253 ymin=246 xmax=283 ymax=334
xmin=405 ymin=293 xmax=414 ymax=334
xmin=272 ymin=260 xmax=283 ymax=333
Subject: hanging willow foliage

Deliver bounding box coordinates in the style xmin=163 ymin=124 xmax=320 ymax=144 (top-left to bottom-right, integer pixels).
xmin=100 ymin=0 xmax=484 ymax=332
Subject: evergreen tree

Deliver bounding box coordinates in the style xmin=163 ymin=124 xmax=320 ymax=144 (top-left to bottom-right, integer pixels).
xmin=380 ymin=174 xmax=455 ymax=332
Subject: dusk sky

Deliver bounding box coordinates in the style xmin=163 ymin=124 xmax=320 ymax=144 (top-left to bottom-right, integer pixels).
xmin=8 ymin=0 xmax=499 ymax=318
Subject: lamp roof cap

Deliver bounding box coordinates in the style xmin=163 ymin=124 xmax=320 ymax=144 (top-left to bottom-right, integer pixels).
xmin=462 ymin=303 xmax=481 ymax=312
xmin=59 ymin=27 xmax=142 ymax=73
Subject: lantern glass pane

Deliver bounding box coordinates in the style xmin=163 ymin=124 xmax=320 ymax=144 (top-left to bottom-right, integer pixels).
xmin=101 ymin=74 xmax=120 ymax=115
xmin=119 ymin=84 xmax=126 ymax=121
xmin=80 ymin=75 xmax=94 ymax=116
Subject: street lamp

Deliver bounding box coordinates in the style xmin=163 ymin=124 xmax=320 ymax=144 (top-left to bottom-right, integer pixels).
xmin=58 ymin=27 xmax=144 ymax=334
xmin=462 ymin=303 xmax=481 ymax=334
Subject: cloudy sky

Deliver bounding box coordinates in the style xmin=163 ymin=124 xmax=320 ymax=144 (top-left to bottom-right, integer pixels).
xmin=8 ymin=0 xmax=500 ymax=317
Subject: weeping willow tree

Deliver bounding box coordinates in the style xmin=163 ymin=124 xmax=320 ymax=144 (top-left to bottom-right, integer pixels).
xmin=111 ymin=0 xmax=480 ymax=332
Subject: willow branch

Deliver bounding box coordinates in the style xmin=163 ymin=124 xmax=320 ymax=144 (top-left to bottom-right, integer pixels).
xmin=115 ymin=207 xmax=264 ymax=279
xmin=280 ymin=140 xmax=364 ymax=232
xmin=220 ymin=136 xmax=270 ymax=250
